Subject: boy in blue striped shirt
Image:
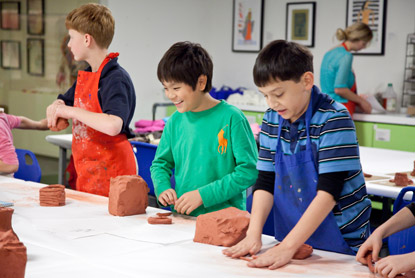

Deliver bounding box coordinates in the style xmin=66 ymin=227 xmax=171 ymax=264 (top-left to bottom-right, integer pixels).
xmin=223 ymin=40 xmax=371 ymax=269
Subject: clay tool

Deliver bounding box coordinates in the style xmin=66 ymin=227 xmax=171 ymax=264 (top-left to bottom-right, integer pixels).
xmin=0 ymin=201 xmax=14 ymax=207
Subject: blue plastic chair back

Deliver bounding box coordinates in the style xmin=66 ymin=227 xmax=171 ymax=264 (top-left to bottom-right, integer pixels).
xmin=130 ymin=141 xmax=175 ymax=197
xmin=388 ymin=186 xmax=415 ymax=255
xmin=246 ymin=190 xmax=275 ymax=236
xmin=14 ymin=149 xmax=42 ymax=183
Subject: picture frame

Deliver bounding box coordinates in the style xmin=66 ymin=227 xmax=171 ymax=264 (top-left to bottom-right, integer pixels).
xmin=27 ymin=38 xmax=44 ymax=76
xmin=1 ymin=40 xmax=21 ymax=69
xmin=346 ymin=0 xmax=387 ymax=55
xmin=27 ymin=0 xmax=44 ymax=35
xmin=232 ymin=0 xmax=264 ymax=53
xmin=0 ymin=1 xmax=20 ymax=30
xmin=286 ymin=2 xmax=316 ymax=48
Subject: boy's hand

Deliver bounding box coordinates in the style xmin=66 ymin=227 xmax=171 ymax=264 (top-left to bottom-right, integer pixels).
xmin=356 ymin=231 xmax=383 ymax=264
xmin=46 ymin=100 xmax=66 ymax=128
xmin=375 ymin=252 xmax=415 ymax=278
xmin=158 ymin=189 xmax=177 ymax=207
xmin=246 ymin=241 xmax=296 ymax=270
xmin=174 ymin=190 xmax=203 ymax=215
xmin=222 ymin=234 xmax=262 ymax=258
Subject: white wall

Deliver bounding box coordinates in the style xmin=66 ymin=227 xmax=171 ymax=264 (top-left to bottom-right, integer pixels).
xmin=107 ymin=0 xmax=415 ymax=123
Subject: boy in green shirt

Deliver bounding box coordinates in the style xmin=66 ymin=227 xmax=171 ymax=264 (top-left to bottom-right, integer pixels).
xmin=150 ymin=41 xmax=258 ymax=216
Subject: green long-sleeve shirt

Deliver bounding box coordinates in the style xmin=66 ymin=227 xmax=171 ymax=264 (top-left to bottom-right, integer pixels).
xmin=150 ymin=101 xmax=258 ymax=216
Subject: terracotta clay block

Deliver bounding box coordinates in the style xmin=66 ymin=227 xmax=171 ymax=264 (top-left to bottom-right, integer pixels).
xmin=193 ymin=207 xmax=250 ymax=247
xmin=39 ymin=184 xmax=66 ymax=206
xmin=0 ymin=208 xmax=27 ymax=278
xmin=147 ymin=216 xmax=172 ymax=224
xmin=390 ymin=173 xmax=414 ymax=187
xmin=108 ymin=175 xmax=149 ymax=216
xmin=49 ymin=118 xmax=69 ymax=132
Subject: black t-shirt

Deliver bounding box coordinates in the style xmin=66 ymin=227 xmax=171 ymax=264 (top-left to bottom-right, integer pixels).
xmin=253 ymin=170 xmax=348 ymax=202
xmin=58 ymin=57 xmax=136 ymax=138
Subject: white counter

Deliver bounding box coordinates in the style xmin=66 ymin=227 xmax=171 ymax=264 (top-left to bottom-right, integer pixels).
xmin=353 ymin=112 xmax=415 ymax=126
xmin=0 ymin=177 xmax=379 ymax=278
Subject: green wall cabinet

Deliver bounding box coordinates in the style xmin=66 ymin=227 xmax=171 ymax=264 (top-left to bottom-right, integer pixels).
xmin=355 ymin=121 xmax=415 ymax=151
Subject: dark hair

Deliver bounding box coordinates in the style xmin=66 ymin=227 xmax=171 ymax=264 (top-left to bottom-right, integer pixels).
xmin=253 ymin=40 xmax=313 ymax=87
xmin=157 ymin=41 xmax=213 ymax=93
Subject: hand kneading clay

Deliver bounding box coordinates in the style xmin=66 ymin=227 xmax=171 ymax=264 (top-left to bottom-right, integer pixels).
xmin=390 ymin=172 xmax=414 ymax=187
xmin=108 ymin=175 xmax=149 ymax=216
xmin=274 ymin=243 xmax=313 ymax=259
xmin=39 ymin=184 xmax=66 ymax=206
xmin=411 ymin=161 xmax=415 ymax=177
xmin=0 ymin=208 xmax=27 ymax=278
xmin=193 ymin=207 xmax=250 ymax=247
xmin=49 ymin=118 xmax=69 ymax=132
xmin=365 ymin=253 xmax=375 ymax=273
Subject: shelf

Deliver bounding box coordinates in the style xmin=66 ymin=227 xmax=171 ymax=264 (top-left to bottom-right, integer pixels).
xmin=405 ymin=79 xmax=415 ymax=83
xmin=406 ymin=67 xmax=415 ymax=70
xmin=403 ymin=90 xmax=415 ymax=95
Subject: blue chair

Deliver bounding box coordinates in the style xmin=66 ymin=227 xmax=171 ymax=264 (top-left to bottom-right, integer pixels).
xmin=130 ymin=141 xmax=175 ymax=197
xmin=14 ymin=148 xmax=42 ymax=183
xmin=388 ymin=186 xmax=415 ymax=255
xmin=246 ymin=190 xmax=275 ymax=236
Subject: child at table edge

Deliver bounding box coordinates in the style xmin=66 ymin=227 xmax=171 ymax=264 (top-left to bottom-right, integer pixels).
xmin=46 ymin=3 xmax=136 ymax=197
xmin=357 ymin=202 xmax=415 ymax=278
xmin=223 ymin=40 xmax=371 ymax=270
xmin=150 ymin=41 xmax=258 ymax=216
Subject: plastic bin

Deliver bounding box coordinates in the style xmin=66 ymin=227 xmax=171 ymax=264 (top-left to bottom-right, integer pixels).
xmin=130 ymin=141 xmax=175 ymax=197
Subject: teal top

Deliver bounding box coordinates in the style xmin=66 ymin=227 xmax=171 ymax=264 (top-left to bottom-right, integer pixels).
xmin=320 ymin=46 xmax=355 ymax=103
xmin=150 ymin=100 xmax=258 ymax=216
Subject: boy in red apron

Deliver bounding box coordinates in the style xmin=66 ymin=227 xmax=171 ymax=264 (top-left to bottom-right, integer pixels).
xmin=46 ymin=4 xmax=136 ymax=197
xmin=223 ymin=40 xmax=371 ymax=269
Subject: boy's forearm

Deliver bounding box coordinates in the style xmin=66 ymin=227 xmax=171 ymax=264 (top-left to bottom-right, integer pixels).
xmin=66 ymin=107 xmax=123 ymax=136
xmin=280 ymin=190 xmax=336 ymax=250
xmin=247 ymin=189 xmax=274 ymax=238
xmin=374 ymin=207 xmax=415 ymax=239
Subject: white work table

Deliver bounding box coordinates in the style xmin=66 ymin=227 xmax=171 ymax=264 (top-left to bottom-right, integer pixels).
xmin=0 ymin=176 xmax=380 ymax=277
xmin=45 ymin=134 xmax=414 ymax=199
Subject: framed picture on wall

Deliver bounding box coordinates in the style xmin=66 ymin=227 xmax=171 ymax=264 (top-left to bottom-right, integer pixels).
xmin=27 ymin=38 xmax=44 ymax=76
xmin=286 ymin=2 xmax=316 ymax=47
xmin=232 ymin=0 xmax=264 ymax=53
xmin=0 ymin=1 xmax=20 ymax=30
xmin=27 ymin=0 xmax=45 ymax=35
xmin=1 ymin=40 xmax=21 ymax=69
xmin=346 ymin=0 xmax=387 ymax=55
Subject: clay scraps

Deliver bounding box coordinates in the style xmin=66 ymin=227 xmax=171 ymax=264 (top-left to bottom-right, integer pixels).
xmin=389 ymin=172 xmax=414 ymax=187
xmin=147 ymin=212 xmax=173 ymax=224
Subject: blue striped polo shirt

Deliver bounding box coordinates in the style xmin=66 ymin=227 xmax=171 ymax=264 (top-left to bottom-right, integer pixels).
xmin=258 ymin=86 xmax=371 ymax=251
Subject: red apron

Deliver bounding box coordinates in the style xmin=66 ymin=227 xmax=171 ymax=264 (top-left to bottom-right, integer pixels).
xmin=341 ymin=42 xmax=357 ymax=116
xmin=72 ymin=52 xmax=136 ymax=196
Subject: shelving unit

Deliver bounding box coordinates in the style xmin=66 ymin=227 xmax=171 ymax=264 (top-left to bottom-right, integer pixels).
xmin=402 ymin=33 xmax=415 ymax=107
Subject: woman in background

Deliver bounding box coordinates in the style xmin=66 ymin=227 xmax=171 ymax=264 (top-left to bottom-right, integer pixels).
xmin=320 ymin=22 xmax=373 ymax=116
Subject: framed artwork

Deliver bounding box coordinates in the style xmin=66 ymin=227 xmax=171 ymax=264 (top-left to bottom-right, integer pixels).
xmin=27 ymin=0 xmax=44 ymax=35
xmin=27 ymin=38 xmax=44 ymax=76
xmin=286 ymin=2 xmax=316 ymax=47
xmin=346 ymin=0 xmax=387 ymax=55
xmin=0 ymin=1 xmax=20 ymax=30
xmin=232 ymin=0 xmax=264 ymax=53
xmin=1 ymin=40 xmax=21 ymax=69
